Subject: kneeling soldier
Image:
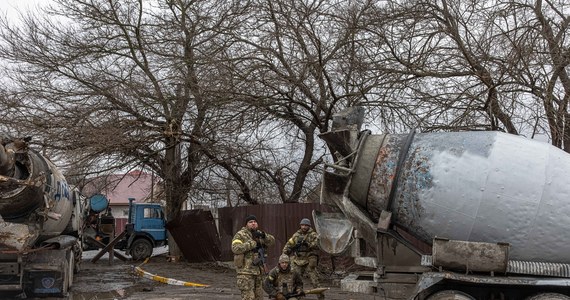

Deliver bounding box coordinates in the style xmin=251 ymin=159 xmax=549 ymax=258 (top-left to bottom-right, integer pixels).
xmin=263 ymin=254 xmax=304 ymax=300
xmin=283 ymin=218 xmax=323 ymax=299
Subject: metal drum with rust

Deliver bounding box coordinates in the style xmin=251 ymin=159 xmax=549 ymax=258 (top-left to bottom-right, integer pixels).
xmin=0 ymin=142 xmax=73 ymax=250
xmin=346 ymin=131 xmax=570 ymax=263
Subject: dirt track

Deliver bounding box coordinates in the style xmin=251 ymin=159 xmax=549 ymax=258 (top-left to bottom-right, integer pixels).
xmin=64 ymin=251 xmax=373 ymax=300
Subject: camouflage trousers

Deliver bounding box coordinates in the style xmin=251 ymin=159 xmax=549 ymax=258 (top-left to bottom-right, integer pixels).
xmin=236 ymin=274 xmax=264 ymax=300
xmin=292 ymin=258 xmax=324 ymax=300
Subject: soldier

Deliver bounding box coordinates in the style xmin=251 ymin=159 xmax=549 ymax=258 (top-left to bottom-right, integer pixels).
xmin=263 ymin=254 xmax=304 ymax=300
xmin=282 ymin=218 xmax=323 ymax=300
xmin=232 ymin=215 xmax=275 ymax=300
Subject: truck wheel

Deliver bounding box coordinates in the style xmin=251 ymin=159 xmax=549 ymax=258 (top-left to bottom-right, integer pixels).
xmin=427 ymin=290 xmax=475 ymax=300
xmin=526 ymin=293 xmax=570 ymax=300
xmin=130 ymin=239 xmax=153 ymax=261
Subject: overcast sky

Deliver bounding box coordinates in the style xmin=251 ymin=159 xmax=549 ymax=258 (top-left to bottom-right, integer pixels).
xmin=0 ymin=0 xmax=47 ymax=21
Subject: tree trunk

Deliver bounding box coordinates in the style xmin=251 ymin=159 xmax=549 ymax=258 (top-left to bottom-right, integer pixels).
xmin=166 ymin=231 xmax=183 ymax=261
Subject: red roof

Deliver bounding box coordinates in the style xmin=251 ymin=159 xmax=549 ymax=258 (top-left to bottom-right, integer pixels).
xmin=82 ymin=171 xmax=158 ymax=204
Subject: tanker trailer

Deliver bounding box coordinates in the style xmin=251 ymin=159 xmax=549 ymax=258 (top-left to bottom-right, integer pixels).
xmin=315 ymin=107 xmax=570 ymax=300
xmin=0 ymin=137 xmax=84 ymax=297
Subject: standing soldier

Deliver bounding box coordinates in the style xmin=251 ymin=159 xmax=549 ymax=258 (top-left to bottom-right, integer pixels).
xmin=232 ymin=215 xmax=275 ymax=300
xmin=282 ymin=218 xmax=324 ymax=300
xmin=263 ymin=254 xmax=304 ymax=300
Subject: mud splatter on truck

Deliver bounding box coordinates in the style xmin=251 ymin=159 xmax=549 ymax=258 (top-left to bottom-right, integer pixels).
xmin=315 ymin=107 xmax=570 ymax=300
xmin=0 ymin=137 xmax=84 ymax=298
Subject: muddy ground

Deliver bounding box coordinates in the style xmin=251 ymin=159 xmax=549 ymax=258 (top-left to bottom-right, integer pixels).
xmin=21 ymin=249 xmax=375 ymax=300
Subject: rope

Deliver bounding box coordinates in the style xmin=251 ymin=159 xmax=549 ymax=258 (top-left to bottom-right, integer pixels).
xmin=133 ymin=258 xmax=210 ymax=287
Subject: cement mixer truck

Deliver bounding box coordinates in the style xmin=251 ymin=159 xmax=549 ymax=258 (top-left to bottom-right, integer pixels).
xmin=315 ymin=107 xmax=570 ymax=300
xmin=0 ymin=137 xmax=84 ymax=297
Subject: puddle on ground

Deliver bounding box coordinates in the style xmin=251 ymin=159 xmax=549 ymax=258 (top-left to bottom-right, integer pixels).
xmin=67 ymin=286 xmax=135 ymax=300
xmin=3 ymin=284 xmax=147 ymax=300
xmin=2 ymin=270 xmax=150 ymax=300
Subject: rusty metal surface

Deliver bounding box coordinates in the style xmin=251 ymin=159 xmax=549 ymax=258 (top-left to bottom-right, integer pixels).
xmin=0 ymin=222 xmax=38 ymax=251
xmin=0 ymin=155 xmax=44 ymax=220
xmin=321 ymin=110 xmax=570 ymax=264
xmin=347 ymin=130 xmax=570 ymax=263
xmin=389 ymin=132 xmax=495 ymax=243
xmin=431 ymin=238 xmax=509 ymax=273
xmin=364 ymin=134 xmax=406 ymax=221
xmin=1 ymin=140 xmax=74 ymax=250
xmin=166 ymin=209 xmax=221 ymax=262
xmin=217 ymin=203 xmax=335 ymax=267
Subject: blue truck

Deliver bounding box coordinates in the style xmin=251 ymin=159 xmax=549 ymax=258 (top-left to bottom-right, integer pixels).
xmin=122 ymin=197 xmax=167 ymax=260
xmin=84 ymin=196 xmax=167 ymax=261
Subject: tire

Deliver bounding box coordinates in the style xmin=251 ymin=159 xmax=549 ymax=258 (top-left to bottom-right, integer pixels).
xmin=130 ymin=238 xmax=153 ymax=261
xmin=526 ymin=293 xmax=570 ymax=300
xmin=427 ymin=290 xmax=475 ymax=300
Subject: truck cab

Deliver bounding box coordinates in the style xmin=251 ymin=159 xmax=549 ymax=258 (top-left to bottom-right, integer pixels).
xmin=84 ymin=195 xmax=167 ymax=261
xmin=123 ymin=199 xmax=167 ymax=261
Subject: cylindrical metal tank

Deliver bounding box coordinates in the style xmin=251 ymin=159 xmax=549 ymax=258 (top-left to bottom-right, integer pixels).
xmin=89 ymin=194 xmax=109 ymax=213
xmin=0 ymin=139 xmax=74 ymax=250
xmin=347 ymin=130 xmax=570 ymax=263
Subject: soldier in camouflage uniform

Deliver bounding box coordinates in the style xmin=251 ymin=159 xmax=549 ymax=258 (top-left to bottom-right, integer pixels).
xmin=282 ymin=218 xmax=323 ymax=300
xmin=232 ymin=215 xmax=275 ymax=300
xmin=263 ymin=254 xmax=304 ymax=300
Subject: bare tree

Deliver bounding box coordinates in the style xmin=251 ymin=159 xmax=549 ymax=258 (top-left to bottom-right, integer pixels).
xmin=223 ymin=0 xmax=384 ymax=203
xmin=499 ymin=0 xmax=570 ymax=149
xmin=362 ymin=0 xmax=570 ymax=154
xmin=358 ymin=0 xmax=512 ymax=133
xmin=2 ymin=0 xmax=568 ymax=221
xmin=0 ymin=0 xmax=252 ymax=218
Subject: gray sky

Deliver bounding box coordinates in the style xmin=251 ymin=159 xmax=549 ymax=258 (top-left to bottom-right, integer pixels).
xmin=0 ymin=0 xmax=47 ymax=21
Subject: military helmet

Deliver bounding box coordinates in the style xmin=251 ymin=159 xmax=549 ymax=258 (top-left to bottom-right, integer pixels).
xmin=279 ymin=254 xmax=290 ymax=263
xmin=300 ymin=218 xmax=311 ymax=226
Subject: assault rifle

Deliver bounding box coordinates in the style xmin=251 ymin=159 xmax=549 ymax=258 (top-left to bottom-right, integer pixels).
xmin=291 ymin=236 xmax=308 ymax=255
xmin=255 ymin=244 xmax=269 ymax=273
xmin=252 ymin=230 xmax=269 ymax=273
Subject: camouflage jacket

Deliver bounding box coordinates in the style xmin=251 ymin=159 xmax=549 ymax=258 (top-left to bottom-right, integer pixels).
xmin=263 ymin=265 xmax=303 ymax=298
xmin=282 ymin=228 xmax=319 ymax=262
xmin=231 ymin=227 xmax=275 ymax=275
